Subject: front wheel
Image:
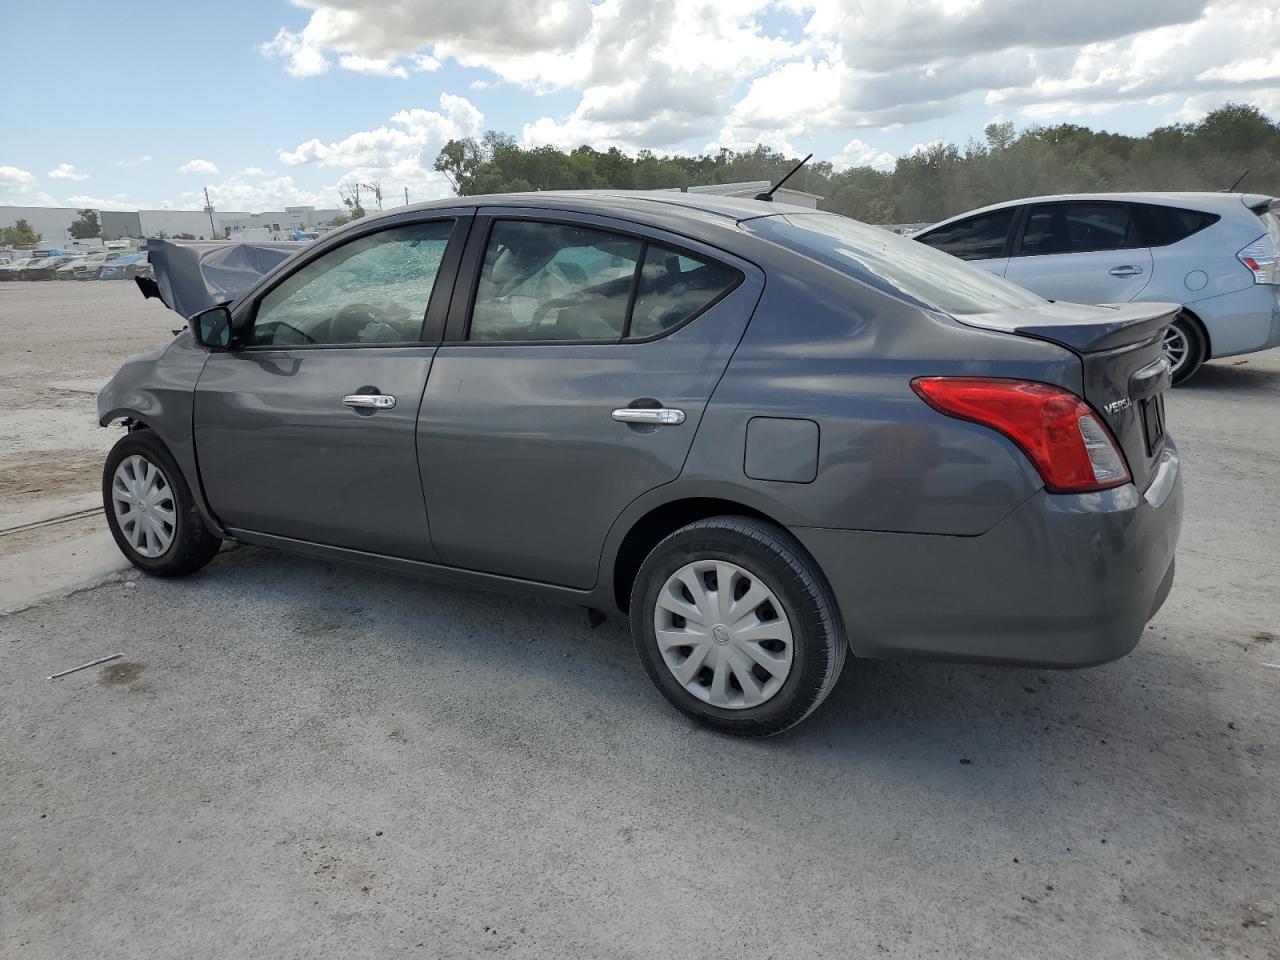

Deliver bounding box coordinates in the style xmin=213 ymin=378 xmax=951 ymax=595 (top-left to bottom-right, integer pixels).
xmin=102 ymin=430 xmax=223 ymax=577
xmin=1164 ymin=314 xmax=1206 ymax=385
xmin=630 ymin=516 xmax=847 ymax=737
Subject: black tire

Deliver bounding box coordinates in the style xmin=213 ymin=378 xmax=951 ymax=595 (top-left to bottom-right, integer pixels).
xmin=630 ymin=516 xmax=847 ymax=737
xmin=102 ymin=430 xmax=223 ymax=577
xmin=1166 ymin=314 xmax=1206 ymax=385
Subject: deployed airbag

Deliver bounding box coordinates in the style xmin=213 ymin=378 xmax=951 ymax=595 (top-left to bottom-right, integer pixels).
xmin=142 ymin=239 xmax=306 ymax=317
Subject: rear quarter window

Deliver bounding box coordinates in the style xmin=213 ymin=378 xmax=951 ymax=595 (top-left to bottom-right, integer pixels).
xmin=744 ymin=213 xmax=1044 ymax=315
xmin=1132 ymin=204 xmax=1220 ymax=247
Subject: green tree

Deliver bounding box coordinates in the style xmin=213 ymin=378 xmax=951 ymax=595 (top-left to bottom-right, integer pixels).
xmin=0 ymin=218 xmax=40 ymax=247
xmin=429 ymin=101 xmax=1280 ymax=223
xmin=68 ymin=209 xmax=101 ymax=239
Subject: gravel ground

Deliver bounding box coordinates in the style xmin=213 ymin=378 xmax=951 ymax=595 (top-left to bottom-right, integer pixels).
xmin=1 ymin=282 xmax=1278 ymax=959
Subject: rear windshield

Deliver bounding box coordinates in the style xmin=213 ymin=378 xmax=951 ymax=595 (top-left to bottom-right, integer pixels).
xmin=743 ymin=213 xmax=1045 ymax=315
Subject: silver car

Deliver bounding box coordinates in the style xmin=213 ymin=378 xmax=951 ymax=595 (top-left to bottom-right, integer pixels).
xmin=914 ymin=192 xmax=1280 ymax=382
xmin=98 ymin=194 xmax=1183 ymax=735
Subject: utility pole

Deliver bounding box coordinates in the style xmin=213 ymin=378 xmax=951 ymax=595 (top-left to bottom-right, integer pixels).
xmin=203 ymin=187 xmax=217 ymax=238
xmin=404 ymin=186 xmax=409 ymax=206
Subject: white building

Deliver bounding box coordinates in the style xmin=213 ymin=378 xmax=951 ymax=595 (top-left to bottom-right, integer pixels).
xmin=1 ymin=204 xmax=348 ymax=244
xmin=0 ymin=206 xmax=92 ymax=244
xmin=137 ymin=209 xmax=220 ymax=240
xmin=217 ymin=206 xmax=344 ymax=239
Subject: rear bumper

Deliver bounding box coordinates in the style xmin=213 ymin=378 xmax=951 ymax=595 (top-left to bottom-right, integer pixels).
xmin=793 ymin=441 xmax=1183 ymax=668
xmin=1195 ymin=284 xmax=1280 ymax=358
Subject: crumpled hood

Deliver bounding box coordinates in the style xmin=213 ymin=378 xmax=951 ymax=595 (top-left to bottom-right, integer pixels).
xmin=138 ymin=239 xmax=307 ymax=317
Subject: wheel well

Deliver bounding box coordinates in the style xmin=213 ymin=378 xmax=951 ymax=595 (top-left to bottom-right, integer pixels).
xmin=1177 ymin=307 xmax=1212 ymax=359
xmin=611 ymin=498 xmax=778 ymax=613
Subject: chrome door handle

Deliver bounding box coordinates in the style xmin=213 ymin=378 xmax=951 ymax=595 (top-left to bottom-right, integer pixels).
xmin=342 ymin=394 xmax=396 ymax=410
xmin=1109 ymin=265 xmax=1144 ymax=277
xmin=612 ymin=407 xmax=685 ymax=425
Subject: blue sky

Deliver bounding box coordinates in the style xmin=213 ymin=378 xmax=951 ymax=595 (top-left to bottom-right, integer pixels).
xmin=1 ymin=0 xmax=1276 ymax=212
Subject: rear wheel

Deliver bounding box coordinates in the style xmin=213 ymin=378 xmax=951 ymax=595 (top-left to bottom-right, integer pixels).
xmin=103 ymin=431 xmax=223 ymax=577
xmin=630 ymin=516 xmax=846 ymax=737
xmin=1164 ymin=314 xmax=1205 ymax=384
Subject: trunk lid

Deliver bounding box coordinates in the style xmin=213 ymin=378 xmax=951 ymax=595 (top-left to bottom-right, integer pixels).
xmin=957 ymin=300 xmax=1178 ymax=491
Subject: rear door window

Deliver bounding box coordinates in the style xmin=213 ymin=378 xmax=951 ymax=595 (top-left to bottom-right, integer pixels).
xmin=1131 ymin=204 xmax=1220 ymax=246
xmin=915 ymin=208 xmax=1016 ymax=261
xmin=1018 ymin=202 xmax=1138 ymax=256
xmin=469 ymin=220 xmax=641 ymax=341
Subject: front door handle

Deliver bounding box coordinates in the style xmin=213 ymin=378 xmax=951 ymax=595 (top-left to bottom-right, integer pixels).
xmin=612 ymin=407 xmax=685 ymax=426
xmin=1109 ymin=265 xmax=1144 ymax=277
xmin=342 ymin=394 xmax=396 ymax=410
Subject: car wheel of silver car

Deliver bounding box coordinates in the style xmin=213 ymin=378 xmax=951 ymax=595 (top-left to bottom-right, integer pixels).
xmin=1164 ymin=314 xmax=1205 ymax=385
xmin=630 ymin=516 xmax=847 ymax=737
xmin=103 ymin=430 xmax=223 ymax=577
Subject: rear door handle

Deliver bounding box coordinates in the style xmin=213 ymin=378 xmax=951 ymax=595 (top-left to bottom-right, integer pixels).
xmin=343 ymin=394 xmax=396 ymax=410
xmin=611 ymin=407 xmax=685 ymax=425
xmin=1109 ymin=265 xmax=1144 ymax=277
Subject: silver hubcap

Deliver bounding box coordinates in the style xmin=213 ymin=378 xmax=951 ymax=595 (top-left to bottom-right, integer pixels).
xmin=111 ymin=454 xmax=176 ymax=558
xmin=653 ymin=560 xmax=794 ymax=709
xmin=1163 ymin=325 xmax=1189 ymax=375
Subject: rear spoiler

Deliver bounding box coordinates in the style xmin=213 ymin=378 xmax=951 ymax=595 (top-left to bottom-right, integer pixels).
xmin=1242 ymin=194 xmax=1279 ymax=214
xmin=958 ymin=301 xmax=1181 ymax=354
xmin=136 ymin=239 xmax=306 ymax=317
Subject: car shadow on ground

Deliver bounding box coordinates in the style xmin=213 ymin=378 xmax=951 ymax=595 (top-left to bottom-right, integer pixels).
xmin=181 ymin=542 xmax=1229 ymax=804
xmin=1180 ymin=356 xmax=1280 ymax=393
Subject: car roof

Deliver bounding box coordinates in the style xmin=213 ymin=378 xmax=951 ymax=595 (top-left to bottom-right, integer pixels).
xmin=923 ymin=191 xmax=1272 ymax=233
xmin=342 ymin=189 xmax=815 ymax=231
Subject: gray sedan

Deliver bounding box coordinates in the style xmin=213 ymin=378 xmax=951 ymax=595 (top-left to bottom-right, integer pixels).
xmin=97 ymin=193 xmax=1182 ymax=736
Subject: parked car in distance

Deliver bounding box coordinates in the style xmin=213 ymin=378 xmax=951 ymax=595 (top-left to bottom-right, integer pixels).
xmin=22 ymin=255 xmax=78 ymax=280
xmin=56 ymin=253 xmax=109 ymax=279
xmin=914 ymin=193 xmax=1280 ymax=382
xmin=0 ymin=257 xmax=33 ymax=280
xmin=98 ymin=254 xmax=147 ymax=280
xmin=98 ymin=193 xmax=1182 ymax=736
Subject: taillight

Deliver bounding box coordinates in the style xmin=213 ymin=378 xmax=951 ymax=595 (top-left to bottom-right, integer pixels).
xmin=1237 ymin=233 xmax=1278 ymax=284
xmin=911 ymin=377 xmax=1131 ymax=493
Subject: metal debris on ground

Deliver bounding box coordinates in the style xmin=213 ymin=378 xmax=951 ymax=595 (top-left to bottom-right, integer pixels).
xmin=47 ymin=653 xmax=124 ymax=681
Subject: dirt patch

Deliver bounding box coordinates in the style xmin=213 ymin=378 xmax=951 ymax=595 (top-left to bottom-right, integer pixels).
xmin=0 ymin=449 xmax=102 ymax=506
xmin=0 ymin=513 xmax=104 ymax=557
xmin=98 ymin=661 xmax=147 ymax=691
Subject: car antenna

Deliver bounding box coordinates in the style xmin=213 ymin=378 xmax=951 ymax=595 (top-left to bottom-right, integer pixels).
xmin=755 ymin=153 xmax=813 ymax=202
xmin=1223 ymin=169 xmax=1249 ymax=192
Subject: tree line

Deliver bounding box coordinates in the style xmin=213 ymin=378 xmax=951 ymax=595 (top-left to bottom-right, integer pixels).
xmin=433 ymin=102 xmax=1280 ymax=224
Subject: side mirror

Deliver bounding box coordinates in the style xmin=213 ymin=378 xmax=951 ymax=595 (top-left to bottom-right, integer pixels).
xmin=191 ymin=305 xmax=233 ymax=349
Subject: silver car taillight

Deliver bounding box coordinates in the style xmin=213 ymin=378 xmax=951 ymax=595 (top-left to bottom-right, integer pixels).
xmin=1237 ymin=233 xmax=1278 ymax=285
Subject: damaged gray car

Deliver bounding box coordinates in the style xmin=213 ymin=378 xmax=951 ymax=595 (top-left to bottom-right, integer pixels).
xmin=98 ymin=193 xmax=1182 ymax=736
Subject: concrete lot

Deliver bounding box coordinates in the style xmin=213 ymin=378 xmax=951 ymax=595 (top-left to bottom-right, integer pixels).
xmin=1 ymin=281 xmax=1278 ymax=959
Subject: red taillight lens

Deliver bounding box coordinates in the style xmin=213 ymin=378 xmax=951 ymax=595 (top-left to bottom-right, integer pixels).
xmin=911 ymin=377 xmax=1131 ymax=493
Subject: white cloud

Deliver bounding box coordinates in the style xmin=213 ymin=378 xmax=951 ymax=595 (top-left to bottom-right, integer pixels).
xmin=48 ymin=163 xmax=89 ymax=181
xmin=337 ymin=54 xmax=408 ymax=78
xmin=0 ymin=165 xmax=36 ymax=186
xmin=65 ymin=194 xmax=143 ymax=211
xmin=270 ymin=94 xmax=485 ymax=207
xmin=179 ymin=158 xmax=220 ymax=175
xmin=258 ymin=27 xmax=330 ymax=77
xmin=0 ymin=166 xmax=54 ymax=205
xmin=280 ymin=94 xmax=483 ymax=168
xmin=238 ymin=166 xmax=270 ymax=176
xmin=116 ymin=154 xmax=153 ymax=167
xmin=832 ymin=138 xmax=896 ymax=172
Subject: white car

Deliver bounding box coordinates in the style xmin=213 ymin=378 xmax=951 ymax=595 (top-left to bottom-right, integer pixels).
xmin=914 ymin=192 xmax=1280 ymax=382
